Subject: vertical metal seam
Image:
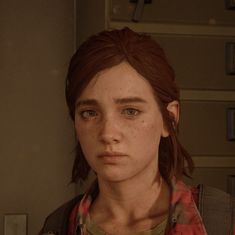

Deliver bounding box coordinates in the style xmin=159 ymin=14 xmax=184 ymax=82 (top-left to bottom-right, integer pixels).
xmin=73 ymin=0 xmax=77 ymax=51
xmin=104 ymin=0 xmax=109 ymax=30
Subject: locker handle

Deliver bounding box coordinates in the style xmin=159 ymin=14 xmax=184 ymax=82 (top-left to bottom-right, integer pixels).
xmin=131 ymin=0 xmax=152 ymax=22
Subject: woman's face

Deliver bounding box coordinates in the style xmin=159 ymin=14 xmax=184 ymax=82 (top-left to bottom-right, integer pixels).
xmin=74 ymin=62 xmax=168 ymax=183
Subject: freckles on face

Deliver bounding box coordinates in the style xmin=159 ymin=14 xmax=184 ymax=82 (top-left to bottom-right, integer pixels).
xmin=74 ymin=62 xmax=167 ymax=181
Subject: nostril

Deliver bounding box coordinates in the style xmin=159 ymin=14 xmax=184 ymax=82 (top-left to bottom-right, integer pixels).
xmin=99 ymin=119 xmax=121 ymax=144
xmin=99 ymin=133 xmax=120 ymax=144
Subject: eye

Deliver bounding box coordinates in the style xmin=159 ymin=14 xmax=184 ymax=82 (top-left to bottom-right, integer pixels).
xmin=122 ymin=108 xmax=140 ymax=117
xmin=80 ymin=110 xmax=98 ymax=119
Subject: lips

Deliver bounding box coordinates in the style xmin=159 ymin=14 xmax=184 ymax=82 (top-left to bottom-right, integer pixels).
xmin=97 ymin=151 xmax=127 ymax=163
xmin=98 ymin=151 xmax=127 ymax=158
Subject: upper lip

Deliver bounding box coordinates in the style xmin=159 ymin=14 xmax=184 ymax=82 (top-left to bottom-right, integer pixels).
xmin=98 ymin=151 xmax=127 ymax=157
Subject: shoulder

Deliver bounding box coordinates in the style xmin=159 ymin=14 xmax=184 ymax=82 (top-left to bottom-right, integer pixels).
xmin=196 ymin=184 xmax=235 ymax=235
xmin=39 ymin=194 xmax=83 ymax=235
xmin=197 ymin=184 xmax=234 ymax=211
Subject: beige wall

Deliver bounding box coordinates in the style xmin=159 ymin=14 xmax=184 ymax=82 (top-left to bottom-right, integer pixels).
xmin=0 ymin=1 xmax=75 ymax=234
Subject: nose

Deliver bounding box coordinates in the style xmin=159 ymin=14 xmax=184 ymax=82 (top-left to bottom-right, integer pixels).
xmin=98 ymin=116 xmax=122 ymax=145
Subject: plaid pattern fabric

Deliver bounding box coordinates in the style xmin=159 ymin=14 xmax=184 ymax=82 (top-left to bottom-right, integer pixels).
xmin=68 ymin=178 xmax=208 ymax=235
xmin=167 ymin=180 xmax=207 ymax=235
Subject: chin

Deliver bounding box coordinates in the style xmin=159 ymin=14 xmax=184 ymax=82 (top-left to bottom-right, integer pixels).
xmin=97 ymin=170 xmax=129 ymax=182
xmin=98 ymin=170 xmax=138 ymax=184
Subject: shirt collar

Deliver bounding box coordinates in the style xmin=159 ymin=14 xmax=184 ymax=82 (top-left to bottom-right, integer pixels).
xmin=75 ymin=177 xmax=207 ymax=235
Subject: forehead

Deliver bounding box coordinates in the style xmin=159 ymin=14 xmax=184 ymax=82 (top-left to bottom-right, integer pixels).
xmin=78 ymin=62 xmax=156 ymax=102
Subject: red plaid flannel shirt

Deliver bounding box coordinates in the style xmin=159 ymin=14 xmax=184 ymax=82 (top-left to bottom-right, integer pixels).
xmin=68 ymin=178 xmax=208 ymax=235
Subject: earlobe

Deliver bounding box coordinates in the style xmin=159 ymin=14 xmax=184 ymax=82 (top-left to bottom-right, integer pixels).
xmin=161 ymin=128 xmax=169 ymax=137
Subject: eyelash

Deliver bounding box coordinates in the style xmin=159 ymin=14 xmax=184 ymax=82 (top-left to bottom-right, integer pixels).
xmin=122 ymin=108 xmax=141 ymax=117
xmin=79 ymin=110 xmax=98 ymax=120
xmin=78 ymin=108 xmax=141 ymax=120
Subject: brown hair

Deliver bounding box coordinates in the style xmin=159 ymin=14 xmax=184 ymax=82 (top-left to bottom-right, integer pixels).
xmin=65 ymin=27 xmax=194 ymax=183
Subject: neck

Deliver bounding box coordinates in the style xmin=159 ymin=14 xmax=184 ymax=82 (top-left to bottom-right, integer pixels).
xmin=98 ymin=171 xmax=161 ymax=202
xmin=90 ymin=170 xmax=170 ymax=224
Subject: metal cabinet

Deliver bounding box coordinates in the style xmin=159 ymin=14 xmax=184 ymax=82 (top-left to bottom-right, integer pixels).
xmin=76 ymin=0 xmax=235 ymax=191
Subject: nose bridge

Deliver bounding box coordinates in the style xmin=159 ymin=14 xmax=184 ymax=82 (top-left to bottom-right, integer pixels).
xmin=99 ymin=112 xmax=121 ymax=143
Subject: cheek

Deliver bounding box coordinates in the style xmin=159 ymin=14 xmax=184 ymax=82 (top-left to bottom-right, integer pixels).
xmin=75 ymin=125 xmax=97 ymax=162
xmin=75 ymin=122 xmax=94 ymax=146
xmin=74 ymin=122 xmax=82 ymax=141
xmin=136 ymin=118 xmax=163 ymax=143
xmin=128 ymin=120 xmax=161 ymax=162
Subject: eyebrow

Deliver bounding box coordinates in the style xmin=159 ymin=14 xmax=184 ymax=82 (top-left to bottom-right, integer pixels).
xmin=114 ymin=97 xmax=147 ymax=104
xmin=76 ymin=99 xmax=98 ymax=107
xmin=76 ymin=97 xmax=147 ymax=107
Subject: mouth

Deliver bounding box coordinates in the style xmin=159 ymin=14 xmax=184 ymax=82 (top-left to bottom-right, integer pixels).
xmin=98 ymin=151 xmax=127 ymax=157
xmin=97 ymin=151 xmax=127 ymax=162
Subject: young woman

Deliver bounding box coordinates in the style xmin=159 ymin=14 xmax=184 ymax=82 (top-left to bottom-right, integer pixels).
xmin=40 ymin=28 xmax=234 ymax=235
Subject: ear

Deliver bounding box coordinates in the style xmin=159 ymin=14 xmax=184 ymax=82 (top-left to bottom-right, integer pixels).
xmin=161 ymin=100 xmax=180 ymax=137
xmin=167 ymin=100 xmax=180 ymax=124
